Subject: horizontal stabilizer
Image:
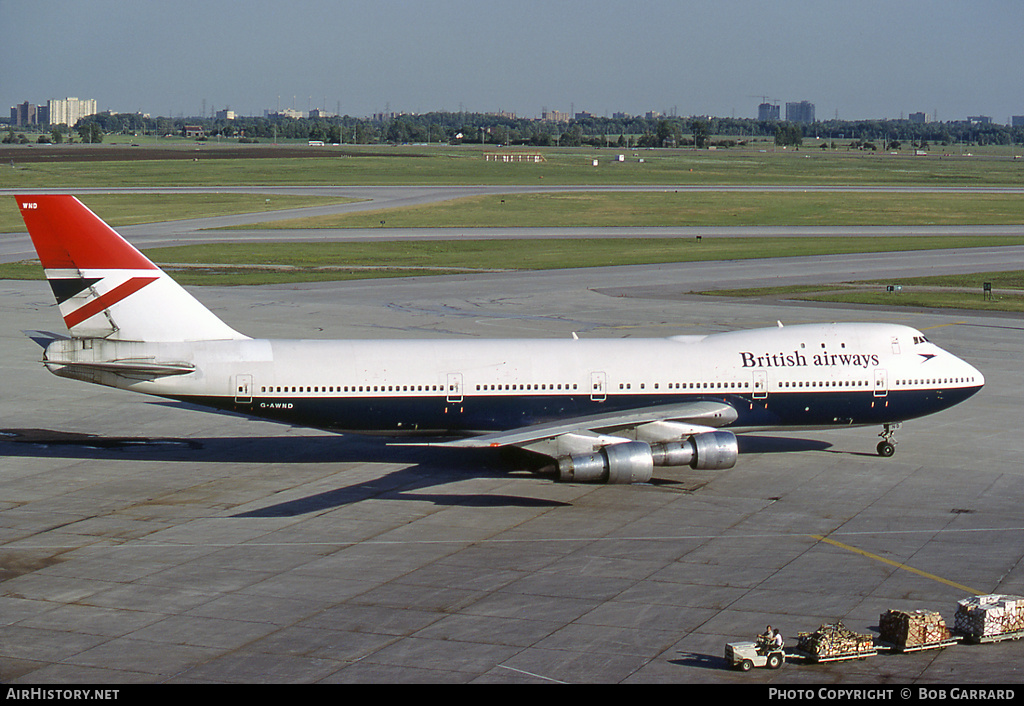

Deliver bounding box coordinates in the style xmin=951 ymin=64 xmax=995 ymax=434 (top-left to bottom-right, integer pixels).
xmin=44 ymin=359 xmax=196 ymax=377
xmin=23 ymin=330 xmax=69 ymax=349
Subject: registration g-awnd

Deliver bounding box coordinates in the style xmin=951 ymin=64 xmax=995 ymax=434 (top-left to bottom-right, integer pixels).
xmin=16 ymin=196 xmax=985 ymax=484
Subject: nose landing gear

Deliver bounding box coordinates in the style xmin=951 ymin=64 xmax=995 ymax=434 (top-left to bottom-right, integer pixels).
xmin=877 ymin=423 xmax=900 ymax=457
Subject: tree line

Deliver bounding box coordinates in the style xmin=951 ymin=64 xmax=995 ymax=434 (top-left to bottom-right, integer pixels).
xmin=10 ymin=111 xmax=1024 ymax=148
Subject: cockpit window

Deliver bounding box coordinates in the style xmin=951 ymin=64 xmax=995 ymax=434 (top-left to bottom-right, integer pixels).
xmin=913 ymin=335 xmax=929 ymax=344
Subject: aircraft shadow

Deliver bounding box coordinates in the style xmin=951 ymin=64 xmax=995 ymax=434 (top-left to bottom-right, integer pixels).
xmin=668 ymin=651 xmax=731 ymax=670
xmin=0 ymin=427 xmax=569 ymax=514
xmin=232 ymin=470 xmax=566 ymax=518
xmin=0 ymin=427 xmax=459 ymax=464
xmin=1 ymin=429 xmax=834 ymax=517
xmin=1 ymin=428 xmax=831 ymax=461
xmin=737 ymin=435 xmax=832 ymax=454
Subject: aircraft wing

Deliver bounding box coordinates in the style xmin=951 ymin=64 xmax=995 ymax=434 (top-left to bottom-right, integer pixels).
xmin=419 ymin=400 xmax=738 ymax=456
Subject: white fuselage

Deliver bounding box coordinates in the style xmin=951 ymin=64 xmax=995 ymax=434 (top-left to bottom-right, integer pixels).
xmin=44 ymin=322 xmax=984 ymax=436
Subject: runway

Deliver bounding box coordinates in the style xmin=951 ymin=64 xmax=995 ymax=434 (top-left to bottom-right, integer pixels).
xmin=3 ymin=234 xmax=1024 ymax=682
xmin=4 ymin=185 xmax=1024 ymax=262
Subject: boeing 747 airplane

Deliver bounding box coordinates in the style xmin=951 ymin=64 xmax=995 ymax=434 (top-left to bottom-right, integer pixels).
xmin=15 ymin=195 xmax=984 ymax=483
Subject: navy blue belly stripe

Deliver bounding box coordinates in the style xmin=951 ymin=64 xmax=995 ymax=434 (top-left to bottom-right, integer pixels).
xmin=161 ymin=386 xmax=982 ymax=435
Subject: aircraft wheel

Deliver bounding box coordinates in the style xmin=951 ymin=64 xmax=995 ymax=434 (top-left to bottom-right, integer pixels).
xmin=877 ymin=441 xmax=895 ymax=457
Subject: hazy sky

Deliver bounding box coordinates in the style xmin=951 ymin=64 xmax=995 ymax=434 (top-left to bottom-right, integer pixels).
xmin=3 ymin=0 xmax=1022 ymax=122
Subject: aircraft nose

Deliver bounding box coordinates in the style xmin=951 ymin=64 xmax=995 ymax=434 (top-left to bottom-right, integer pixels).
xmin=961 ymin=357 xmax=985 ymax=387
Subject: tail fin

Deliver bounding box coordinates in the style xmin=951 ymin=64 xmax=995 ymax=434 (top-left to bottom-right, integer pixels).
xmin=16 ymin=195 xmax=247 ymax=342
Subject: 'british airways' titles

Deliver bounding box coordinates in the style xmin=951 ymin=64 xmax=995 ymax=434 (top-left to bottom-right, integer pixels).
xmin=740 ymin=350 xmax=880 ymax=369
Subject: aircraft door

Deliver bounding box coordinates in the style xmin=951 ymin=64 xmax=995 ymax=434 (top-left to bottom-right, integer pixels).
xmin=752 ymin=370 xmax=768 ymax=399
xmin=446 ymin=373 xmax=463 ymax=403
xmin=590 ymin=371 xmax=607 ymax=402
xmin=234 ymin=374 xmax=253 ymax=404
xmin=874 ymin=369 xmax=888 ymax=397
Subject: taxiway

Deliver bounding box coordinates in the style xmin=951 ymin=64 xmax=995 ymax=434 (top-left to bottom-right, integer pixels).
xmin=2 ymin=238 xmax=1023 ymax=682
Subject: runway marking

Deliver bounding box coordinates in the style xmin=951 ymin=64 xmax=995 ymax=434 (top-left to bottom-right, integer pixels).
xmin=920 ymin=321 xmax=967 ymax=331
xmin=496 ymin=664 xmax=567 ymax=683
xmin=811 ymin=534 xmax=984 ymax=595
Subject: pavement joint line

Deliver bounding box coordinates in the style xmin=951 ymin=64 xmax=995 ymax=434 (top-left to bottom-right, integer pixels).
xmin=6 ymin=526 xmax=1024 ymax=551
xmin=496 ymin=664 xmax=567 ymax=683
xmin=810 ymin=533 xmax=985 ymax=595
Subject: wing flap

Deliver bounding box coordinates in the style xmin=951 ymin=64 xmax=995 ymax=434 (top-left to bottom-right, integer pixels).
xmin=419 ymin=400 xmax=737 ymax=450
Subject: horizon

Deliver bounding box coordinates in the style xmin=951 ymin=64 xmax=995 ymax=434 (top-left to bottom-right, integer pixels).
xmin=7 ymin=104 xmax=1021 ymax=129
xmin=3 ymin=0 xmax=1022 ymax=124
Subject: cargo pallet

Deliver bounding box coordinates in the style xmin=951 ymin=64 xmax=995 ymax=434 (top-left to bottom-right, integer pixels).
xmin=877 ymin=636 xmax=961 ymax=653
xmin=958 ymin=628 xmax=1024 ymax=645
xmin=790 ymin=648 xmax=877 ymax=664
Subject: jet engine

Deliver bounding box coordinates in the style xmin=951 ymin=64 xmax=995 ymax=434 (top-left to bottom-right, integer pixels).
xmin=556 ymin=431 xmax=738 ymax=484
xmin=557 ymin=441 xmax=654 ymax=484
xmin=651 ymin=430 xmax=738 ymax=470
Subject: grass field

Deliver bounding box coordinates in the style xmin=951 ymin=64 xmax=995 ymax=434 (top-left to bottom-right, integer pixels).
xmin=3 ymin=143 xmax=1023 ymax=312
xmin=0 ymin=193 xmax=356 ymax=233
xmin=795 ymin=290 xmax=1024 ymax=313
xmin=244 ymin=190 xmax=1024 ymax=229
xmin=3 ymin=142 xmax=1023 ymax=189
xmin=4 ymin=237 xmax=1023 ymax=288
xmin=701 ymin=270 xmax=1024 ymax=313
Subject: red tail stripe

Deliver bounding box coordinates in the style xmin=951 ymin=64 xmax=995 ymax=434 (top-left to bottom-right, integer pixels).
xmin=17 ymin=195 xmax=157 ymax=271
xmin=63 ymin=276 xmax=158 ymax=329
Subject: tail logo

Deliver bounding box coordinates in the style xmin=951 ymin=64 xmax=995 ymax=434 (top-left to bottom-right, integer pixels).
xmin=54 ymin=275 xmax=159 ymax=329
xmin=18 ymin=194 xmax=247 ymax=342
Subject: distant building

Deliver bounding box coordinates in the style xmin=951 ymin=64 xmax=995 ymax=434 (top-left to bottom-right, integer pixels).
xmin=785 ymin=101 xmax=815 ymax=124
xmin=10 ymin=101 xmax=38 ymax=126
xmin=183 ymin=125 xmax=205 ymax=139
xmin=908 ymin=112 xmax=930 ymax=123
xmin=541 ymin=109 xmax=571 ymax=122
xmin=967 ymin=115 xmax=992 ymax=125
xmin=47 ymin=97 xmax=97 ymax=126
xmin=215 ymin=109 xmax=236 ymax=120
xmin=265 ymin=108 xmax=304 ymax=119
xmin=758 ymin=102 xmax=780 ymax=121
xmin=308 ymin=108 xmax=335 ymax=119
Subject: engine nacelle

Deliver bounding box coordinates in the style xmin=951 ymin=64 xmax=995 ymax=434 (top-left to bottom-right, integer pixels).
xmin=651 ymin=430 xmax=738 ymax=470
xmin=555 ymin=432 xmax=738 ymax=483
xmin=557 ymin=441 xmax=654 ymax=484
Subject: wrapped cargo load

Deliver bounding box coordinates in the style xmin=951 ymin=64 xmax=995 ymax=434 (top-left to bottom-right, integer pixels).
xmin=955 ymin=594 xmax=1024 ymax=643
xmin=879 ymin=609 xmax=957 ymax=651
xmin=796 ymin=621 xmax=876 ymax=662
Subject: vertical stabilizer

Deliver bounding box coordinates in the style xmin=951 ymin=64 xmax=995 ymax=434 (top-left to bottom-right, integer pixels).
xmin=16 ymin=195 xmax=247 ymax=342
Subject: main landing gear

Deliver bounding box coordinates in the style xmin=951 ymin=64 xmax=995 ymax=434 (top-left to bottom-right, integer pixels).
xmin=877 ymin=422 xmax=900 ymax=457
